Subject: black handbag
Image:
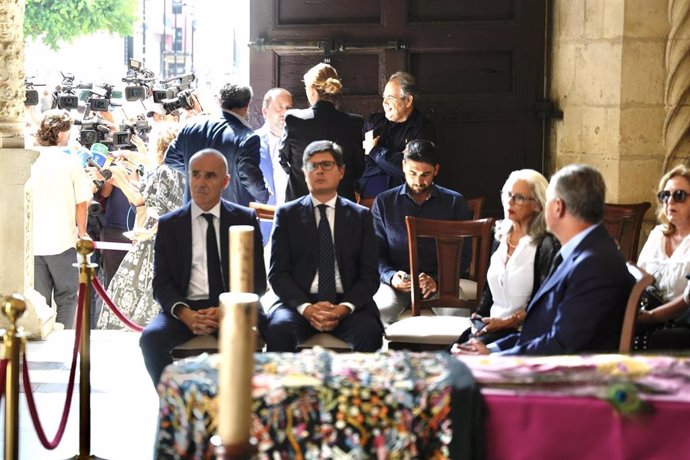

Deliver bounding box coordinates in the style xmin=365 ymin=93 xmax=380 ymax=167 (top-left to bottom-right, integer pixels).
xmin=634 ymin=283 xmax=668 ymax=351
xmin=639 ymin=283 xmax=665 ymax=311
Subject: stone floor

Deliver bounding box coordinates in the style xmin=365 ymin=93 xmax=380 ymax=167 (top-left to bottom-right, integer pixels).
xmin=1 ymin=330 xmax=159 ymax=459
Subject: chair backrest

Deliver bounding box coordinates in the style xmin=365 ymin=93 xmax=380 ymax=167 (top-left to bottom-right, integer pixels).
xmin=465 ymin=197 xmax=484 ymax=220
xmin=464 ymin=197 xmax=485 ymax=280
xmin=618 ymin=263 xmax=654 ymax=353
xmin=406 ymin=216 xmax=494 ymax=315
xmin=603 ymin=202 xmax=651 ymax=262
xmin=249 ymin=202 xmax=277 ymax=221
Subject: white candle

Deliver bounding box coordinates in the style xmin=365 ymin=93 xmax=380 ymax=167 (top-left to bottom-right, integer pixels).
xmin=228 ymin=225 xmax=254 ymax=293
xmin=217 ymin=292 xmax=258 ymax=445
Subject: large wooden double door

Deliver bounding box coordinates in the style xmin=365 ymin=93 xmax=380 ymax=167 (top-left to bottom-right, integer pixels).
xmin=250 ymin=0 xmax=548 ymax=215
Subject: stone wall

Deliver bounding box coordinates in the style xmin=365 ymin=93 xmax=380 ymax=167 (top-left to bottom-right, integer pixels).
xmin=549 ymin=0 xmax=669 ymax=215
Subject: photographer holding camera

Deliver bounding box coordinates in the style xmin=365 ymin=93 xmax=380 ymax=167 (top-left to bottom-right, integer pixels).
xmin=30 ymin=109 xmax=92 ymax=329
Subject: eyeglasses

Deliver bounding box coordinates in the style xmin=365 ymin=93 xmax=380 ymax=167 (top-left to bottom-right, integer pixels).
xmin=501 ymin=191 xmax=535 ymax=205
xmin=304 ymin=160 xmax=337 ymax=172
xmin=382 ymin=95 xmax=406 ymax=103
xmin=657 ymin=189 xmax=689 ymax=204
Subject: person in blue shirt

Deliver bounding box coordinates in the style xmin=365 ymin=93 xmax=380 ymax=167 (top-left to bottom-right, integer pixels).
xmin=371 ymin=139 xmax=471 ymax=326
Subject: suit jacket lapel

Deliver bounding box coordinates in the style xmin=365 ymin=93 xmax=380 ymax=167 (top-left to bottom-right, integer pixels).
xmin=299 ymin=195 xmax=318 ymax=248
xmin=219 ymin=201 xmax=232 ymax=289
xmin=333 ymin=197 xmax=348 ymax=273
xmin=526 ymin=225 xmax=604 ymax=313
xmin=179 ymin=203 xmax=194 ymax=289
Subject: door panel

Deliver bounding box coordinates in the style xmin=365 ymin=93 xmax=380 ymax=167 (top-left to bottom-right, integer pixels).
xmin=250 ymin=0 xmax=547 ymax=216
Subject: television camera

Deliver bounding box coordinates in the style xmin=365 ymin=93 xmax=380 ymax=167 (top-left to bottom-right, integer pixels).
xmin=122 ymin=58 xmax=156 ymax=102
xmin=53 ymin=72 xmax=92 ymax=110
xmin=153 ymin=72 xmax=196 ymax=114
xmin=24 ymin=77 xmax=45 ymax=106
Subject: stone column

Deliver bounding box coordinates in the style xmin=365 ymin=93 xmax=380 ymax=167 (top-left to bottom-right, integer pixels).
xmin=663 ymin=0 xmax=690 ymax=171
xmin=0 ymin=0 xmax=56 ymax=338
xmin=549 ymin=0 xmax=669 ymax=209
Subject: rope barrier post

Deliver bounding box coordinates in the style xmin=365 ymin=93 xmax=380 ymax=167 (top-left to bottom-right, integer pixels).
xmin=70 ymin=237 xmax=105 ymax=460
xmin=2 ymin=293 xmax=27 ymax=460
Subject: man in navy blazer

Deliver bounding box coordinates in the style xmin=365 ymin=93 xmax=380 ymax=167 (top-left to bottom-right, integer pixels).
xmin=140 ymin=149 xmax=266 ymax=385
xmin=265 ymin=140 xmax=383 ymax=352
xmin=165 ymin=83 xmax=270 ymax=206
xmin=455 ymin=164 xmax=634 ymax=356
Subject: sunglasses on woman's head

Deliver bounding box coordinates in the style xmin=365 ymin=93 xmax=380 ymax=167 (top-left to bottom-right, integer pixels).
xmin=657 ymin=189 xmax=689 ymax=204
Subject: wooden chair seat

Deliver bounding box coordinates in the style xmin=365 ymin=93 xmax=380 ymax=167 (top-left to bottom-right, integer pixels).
xmin=171 ymin=329 xmax=266 ymax=360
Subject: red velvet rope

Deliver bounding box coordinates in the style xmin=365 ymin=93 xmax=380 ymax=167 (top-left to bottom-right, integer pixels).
xmin=22 ymin=282 xmax=84 ymax=449
xmin=91 ymin=277 xmax=144 ymax=333
xmin=0 ymin=358 xmax=7 ymax=402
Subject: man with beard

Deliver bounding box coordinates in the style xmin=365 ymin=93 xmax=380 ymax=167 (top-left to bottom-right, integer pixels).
xmin=371 ymin=139 xmax=471 ymax=326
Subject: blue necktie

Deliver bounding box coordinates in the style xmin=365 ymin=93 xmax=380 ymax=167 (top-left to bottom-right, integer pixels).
xmin=317 ymin=204 xmax=337 ymax=303
xmin=202 ymin=213 xmax=224 ymax=300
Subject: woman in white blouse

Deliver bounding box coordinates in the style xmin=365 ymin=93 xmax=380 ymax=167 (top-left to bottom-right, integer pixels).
xmin=458 ymin=169 xmax=560 ymax=345
xmin=635 ymin=165 xmax=690 ymax=348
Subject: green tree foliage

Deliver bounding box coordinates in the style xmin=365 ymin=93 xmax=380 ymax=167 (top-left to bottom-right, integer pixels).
xmin=24 ymin=0 xmax=138 ymax=50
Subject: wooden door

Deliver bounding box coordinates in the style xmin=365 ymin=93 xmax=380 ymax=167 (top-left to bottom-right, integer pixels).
xmin=250 ymin=0 xmax=548 ymax=216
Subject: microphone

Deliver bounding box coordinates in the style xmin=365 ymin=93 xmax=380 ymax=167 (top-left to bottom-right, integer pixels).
xmin=86 ymin=158 xmax=112 ymax=180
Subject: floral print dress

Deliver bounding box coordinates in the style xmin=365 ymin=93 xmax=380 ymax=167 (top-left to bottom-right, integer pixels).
xmin=98 ymin=165 xmax=185 ymax=330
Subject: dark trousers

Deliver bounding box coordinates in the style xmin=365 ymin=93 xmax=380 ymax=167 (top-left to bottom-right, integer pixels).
xmin=265 ymin=302 xmax=383 ymax=352
xmin=139 ymin=299 xmax=215 ymax=386
xmin=139 ymin=299 xmax=268 ymax=386
xmin=34 ymin=248 xmax=78 ymax=328
xmin=100 ymin=227 xmax=130 ymax=288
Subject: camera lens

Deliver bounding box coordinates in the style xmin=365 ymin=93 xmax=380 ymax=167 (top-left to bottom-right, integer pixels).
xmin=88 ymin=201 xmax=102 ymax=216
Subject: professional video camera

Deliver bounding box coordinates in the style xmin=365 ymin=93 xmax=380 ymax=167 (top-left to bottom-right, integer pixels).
xmin=122 ymin=58 xmax=156 ymax=101
xmin=84 ymin=82 xmax=114 ymax=114
xmin=75 ymin=118 xmax=112 ymax=148
xmin=153 ymin=73 xmax=196 ymax=114
xmin=24 ymin=77 xmax=45 ymax=106
xmin=114 ymin=116 xmax=152 ymax=148
xmin=53 ymin=72 xmax=92 ymax=110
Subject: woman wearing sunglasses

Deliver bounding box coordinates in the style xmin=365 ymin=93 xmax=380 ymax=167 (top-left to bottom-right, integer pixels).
xmin=636 ymin=165 xmax=690 ymax=349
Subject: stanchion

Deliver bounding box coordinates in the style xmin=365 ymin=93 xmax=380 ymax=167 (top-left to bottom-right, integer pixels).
xmin=69 ymin=237 xmax=106 ymax=460
xmin=2 ymin=293 xmax=27 ymax=460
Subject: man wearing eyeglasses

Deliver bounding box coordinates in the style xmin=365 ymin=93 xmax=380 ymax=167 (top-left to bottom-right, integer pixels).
xmin=371 ymin=139 xmax=471 ymax=327
xmin=455 ymin=164 xmax=635 ymax=356
xmin=358 ymin=72 xmax=436 ymax=207
xmin=264 ymin=140 xmax=383 ymax=352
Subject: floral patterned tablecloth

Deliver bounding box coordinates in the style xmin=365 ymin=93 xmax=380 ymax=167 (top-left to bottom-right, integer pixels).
xmin=155 ymin=349 xmax=481 ymax=460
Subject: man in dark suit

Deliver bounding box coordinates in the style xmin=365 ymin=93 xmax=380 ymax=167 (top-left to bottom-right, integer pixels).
xmin=165 ymin=83 xmax=270 ymax=206
xmin=455 ymin=164 xmax=634 ymax=356
xmin=265 ymin=140 xmax=383 ymax=352
xmin=140 ymin=149 xmax=266 ymax=385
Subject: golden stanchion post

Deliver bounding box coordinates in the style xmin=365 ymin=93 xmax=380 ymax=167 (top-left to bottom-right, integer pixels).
xmin=211 ymin=226 xmax=256 ymax=459
xmin=69 ymin=237 xmax=105 ymax=460
xmin=2 ymin=293 xmax=27 ymax=460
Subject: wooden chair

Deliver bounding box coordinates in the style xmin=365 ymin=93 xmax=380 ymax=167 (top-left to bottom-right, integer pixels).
xmin=385 ymin=216 xmax=495 ymax=350
xmin=461 ymin=197 xmax=485 ymax=298
xmin=171 ymin=331 xmax=266 ymax=359
xmin=465 ymin=196 xmax=484 ymax=220
xmin=603 ymin=202 xmax=651 ymax=262
xmin=618 ymin=263 xmax=654 ymax=353
xmin=249 ymin=202 xmax=277 ymax=221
